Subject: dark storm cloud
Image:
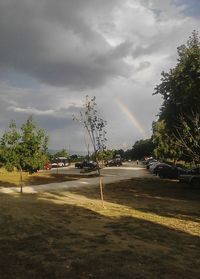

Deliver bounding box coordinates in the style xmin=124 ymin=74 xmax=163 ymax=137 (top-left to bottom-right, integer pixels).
xmin=0 ymin=0 xmax=131 ymax=89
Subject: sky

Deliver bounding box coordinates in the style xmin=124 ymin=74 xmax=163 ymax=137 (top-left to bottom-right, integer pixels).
xmin=0 ymin=0 xmax=199 ymax=153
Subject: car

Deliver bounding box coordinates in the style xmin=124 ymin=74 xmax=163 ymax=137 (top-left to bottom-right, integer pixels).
xmin=153 ymin=163 xmax=170 ymax=175
xmin=75 ymin=161 xmax=97 ymax=170
xmin=64 ymin=161 xmax=70 ymax=167
xmin=179 ymin=174 xmax=200 ymax=186
xmin=185 ymin=167 xmax=200 ymax=175
xmin=75 ymin=162 xmax=83 ymax=168
xmin=57 ymin=162 xmax=64 ymax=167
xmin=43 ymin=163 xmax=52 ymax=170
xmin=149 ymin=161 xmax=161 ymax=173
xmin=146 ymin=159 xmax=158 ymax=169
xmin=105 ymin=159 xmax=122 ymax=167
xmin=51 ymin=162 xmax=58 ymax=168
xmin=83 ymin=161 xmax=97 ymax=170
xmin=158 ymin=165 xmax=186 ymax=179
xmin=142 ymin=157 xmax=153 ymax=165
xmin=179 ymin=167 xmax=200 ymax=186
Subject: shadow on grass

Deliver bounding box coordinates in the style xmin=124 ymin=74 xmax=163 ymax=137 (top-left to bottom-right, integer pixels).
xmin=67 ymin=177 xmax=200 ymax=223
xmin=27 ymin=174 xmax=77 ymax=185
xmin=0 ymin=191 xmax=200 ymax=279
xmin=0 ymin=174 xmax=77 ymax=188
xmin=0 ymin=181 xmax=17 ymax=187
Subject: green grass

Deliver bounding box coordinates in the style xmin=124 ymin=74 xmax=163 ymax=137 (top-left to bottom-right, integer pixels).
xmin=0 ymin=177 xmax=200 ymax=279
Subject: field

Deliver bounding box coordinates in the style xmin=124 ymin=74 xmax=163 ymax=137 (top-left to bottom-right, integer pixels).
xmin=0 ymin=177 xmax=200 ymax=279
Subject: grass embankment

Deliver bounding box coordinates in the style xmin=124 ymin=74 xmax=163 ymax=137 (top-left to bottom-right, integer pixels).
xmin=0 ymin=178 xmax=200 ymax=279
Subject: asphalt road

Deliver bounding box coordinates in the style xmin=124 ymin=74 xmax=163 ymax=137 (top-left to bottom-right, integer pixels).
xmin=1 ymin=161 xmax=151 ymax=194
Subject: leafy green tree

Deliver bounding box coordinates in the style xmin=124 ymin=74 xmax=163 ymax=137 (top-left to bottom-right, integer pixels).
xmin=0 ymin=121 xmax=21 ymax=172
xmin=152 ymin=120 xmax=182 ymax=163
xmin=53 ymin=149 xmax=69 ymax=158
xmin=97 ymin=149 xmax=114 ymax=162
xmin=51 ymin=149 xmax=69 ymax=163
xmin=0 ymin=116 xmax=49 ymax=192
xmin=154 ymin=31 xmax=200 ymax=163
xmin=131 ymin=138 xmax=155 ymax=160
xmin=154 ymin=30 xmax=200 ymax=130
xmin=173 ymin=113 xmax=200 ymax=163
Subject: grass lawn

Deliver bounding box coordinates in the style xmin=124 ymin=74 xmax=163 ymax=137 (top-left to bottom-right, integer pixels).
xmin=0 ymin=168 xmax=81 ymax=188
xmin=0 ymin=177 xmax=200 ymax=279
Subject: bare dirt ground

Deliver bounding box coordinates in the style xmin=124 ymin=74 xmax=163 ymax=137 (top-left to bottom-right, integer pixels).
xmin=0 ymin=162 xmax=200 ymax=279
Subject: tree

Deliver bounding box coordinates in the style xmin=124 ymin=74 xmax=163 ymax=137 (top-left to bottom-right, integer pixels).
xmin=154 ymin=31 xmax=200 ymax=163
xmin=0 ymin=116 xmax=49 ymax=192
xmin=97 ymin=149 xmax=114 ymax=162
xmin=154 ymin=30 xmax=200 ymax=130
xmin=152 ymin=120 xmax=182 ymax=163
xmin=173 ymin=112 xmax=200 ymax=163
xmin=131 ymin=138 xmax=155 ymax=160
xmin=53 ymin=149 xmax=69 ymax=158
xmin=74 ymin=96 xmax=107 ymax=206
xmin=113 ymin=149 xmax=125 ymax=159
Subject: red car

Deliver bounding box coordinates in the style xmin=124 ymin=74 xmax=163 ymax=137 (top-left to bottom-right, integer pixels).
xmin=43 ymin=163 xmax=52 ymax=170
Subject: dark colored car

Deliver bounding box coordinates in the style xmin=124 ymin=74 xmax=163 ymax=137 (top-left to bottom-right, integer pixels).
xmin=75 ymin=161 xmax=97 ymax=170
xmin=186 ymin=167 xmax=200 ymax=175
xmin=75 ymin=162 xmax=83 ymax=168
xmin=157 ymin=165 xmax=186 ymax=179
xmin=146 ymin=159 xmax=158 ymax=169
xmin=153 ymin=163 xmax=170 ymax=175
xmin=105 ymin=159 xmax=122 ymax=167
xmin=179 ymin=167 xmax=200 ymax=186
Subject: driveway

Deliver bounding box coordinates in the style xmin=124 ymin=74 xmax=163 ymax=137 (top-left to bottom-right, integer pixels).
xmin=0 ymin=162 xmax=152 ymax=194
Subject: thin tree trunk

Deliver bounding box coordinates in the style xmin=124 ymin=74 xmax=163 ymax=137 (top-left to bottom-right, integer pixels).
xmin=97 ymin=165 xmax=104 ymax=208
xmin=19 ymin=167 xmax=23 ymax=193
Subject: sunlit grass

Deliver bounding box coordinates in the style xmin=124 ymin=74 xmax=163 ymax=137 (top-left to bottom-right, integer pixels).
xmin=0 ymin=168 xmax=77 ymax=187
xmin=0 ymin=178 xmax=200 ymax=279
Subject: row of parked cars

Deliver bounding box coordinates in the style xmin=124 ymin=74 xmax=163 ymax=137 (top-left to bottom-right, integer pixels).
xmin=43 ymin=161 xmax=70 ymax=170
xmin=143 ymin=158 xmax=200 ymax=187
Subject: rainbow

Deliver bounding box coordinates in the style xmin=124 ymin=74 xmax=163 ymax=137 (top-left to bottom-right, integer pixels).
xmin=116 ymin=98 xmax=147 ymax=138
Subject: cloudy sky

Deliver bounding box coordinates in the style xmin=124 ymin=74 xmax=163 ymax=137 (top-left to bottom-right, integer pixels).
xmin=0 ymin=0 xmax=199 ymax=152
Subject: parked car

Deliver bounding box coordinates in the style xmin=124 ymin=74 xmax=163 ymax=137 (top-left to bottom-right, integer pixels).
xmin=75 ymin=161 xmax=97 ymax=170
xmin=179 ymin=174 xmax=200 ymax=186
xmin=43 ymin=163 xmax=52 ymax=170
xmin=185 ymin=167 xmax=200 ymax=175
xmin=153 ymin=163 xmax=170 ymax=175
xmin=105 ymin=159 xmax=122 ymax=167
xmin=179 ymin=167 xmax=200 ymax=186
xmin=146 ymin=159 xmax=158 ymax=169
xmin=51 ymin=162 xmax=58 ymax=168
xmin=149 ymin=161 xmax=161 ymax=173
xmin=158 ymin=165 xmax=186 ymax=179
xmin=83 ymin=161 xmax=97 ymax=170
xmin=75 ymin=162 xmax=83 ymax=168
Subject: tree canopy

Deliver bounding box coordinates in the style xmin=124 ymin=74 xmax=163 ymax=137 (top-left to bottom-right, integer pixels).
xmin=154 ymin=30 xmax=200 ymax=130
xmin=0 ymin=116 xmax=49 ymax=173
xmin=153 ymin=30 xmax=200 ymax=163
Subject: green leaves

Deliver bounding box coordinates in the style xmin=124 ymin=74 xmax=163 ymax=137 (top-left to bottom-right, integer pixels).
xmin=0 ymin=116 xmax=49 ymax=173
xmin=153 ymin=31 xmax=200 ymax=163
